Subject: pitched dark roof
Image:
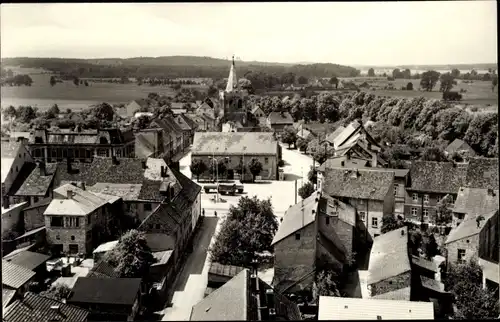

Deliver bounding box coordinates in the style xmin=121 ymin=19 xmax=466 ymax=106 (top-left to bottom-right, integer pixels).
xmin=445 ymin=139 xmax=476 ymax=155
xmin=69 ymin=277 xmax=141 ymax=306
xmin=3 ymin=292 xmax=89 ymax=322
xmin=3 ymin=251 xmax=50 ymax=271
xmin=2 ymin=260 xmax=36 ymax=289
xmin=135 ymin=133 xmax=156 ymax=159
xmin=445 ymin=210 xmax=498 ymax=244
xmin=86 ymin=260 xmax=120 ymax=278
xmin=267 ymin=111 xmax=294 ymax=125
xmin=323 ymin=168 xmax=394 ymax=200
xmin=174 ymin=115 xmax=192 ymax=131
xmin=454 ymin=187 xmax=499 ymax=216
xmin=132 ymin=99 xmax=150 ymax=110
xmin=180 ymin=113 xmax=198 ymax=130
xmin=409 ymin=161 xmax=467 ymax=193
xmin=152 ymin=118 xmax=182 ymax=138
xmin=6 ymin=162 xmax=37 ymax=196
xmin=464 ymin=157 xmax=499 ymax=190
xmin=170 ymin=167 xmax=201 ymax=204
xmin=13 ymin=163 xmax=57 ymax=196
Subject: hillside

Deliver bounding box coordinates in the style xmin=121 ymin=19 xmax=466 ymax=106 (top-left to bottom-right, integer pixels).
xmin=355 ymin=63 xmax=497 ymax=71
xmin=1 ymin=56 xmax=360 ymax=79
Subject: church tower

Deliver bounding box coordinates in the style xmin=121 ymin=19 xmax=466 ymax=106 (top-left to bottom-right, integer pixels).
xmin=219 ymin=55 xmax=247 ymax=124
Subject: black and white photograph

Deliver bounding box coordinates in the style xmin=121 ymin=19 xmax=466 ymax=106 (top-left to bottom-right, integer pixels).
xmin=0 ymin=2 xmax=498 ymax=321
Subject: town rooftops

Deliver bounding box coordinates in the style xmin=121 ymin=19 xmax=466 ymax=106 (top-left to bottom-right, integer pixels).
xmin=192 ymin=132 xmax=278 ymax=156
xmin=45 ymin=184 xmax=114 ymax=216
xmin=323 ymin=168 xmax=394 ymax=201
xmin=87 ymin=183 xmax=143 ymax=201
xmin=12 ymin=163 xmax=57 ymax=196
xmin=332 ymin=120 xmax=361 ymax=148
xmin=445 ymin=138 xmax=476 ymax=156
xmin=1 ymin=140 xmax=22 ymax=183
xmin=367 ymin=227 xmax=410 ymax=285
xmin=409 ymin=161 xmax=467 ymax=193
xmin=318 ymin=296 xmax=434 ymax=320
xmin=411 ymin=255 xmax=438 ymax=273
xmin=464 ymin=157 xmax=499 ymax=190
xmin=445 ymin=210 xmax=497 ymax=244
xmin=135 ymin=132 xmax=157 ymax=159
xmin=3 ymin=250 xmax=50 ymax=271
xmin=267 ymin=111 xmax=294 ymax=125
xmin=3 ymin=292 xmax=89 ymax=322
xmin=69 ymin=277 xmax=141 ymax=306
xmin=453 ymin=187 xmax=499 ymax=216
xmin=2 ymin=260 xmax=36 ymax=289
xmin=319 ymin=157 xmax=409 ymax=177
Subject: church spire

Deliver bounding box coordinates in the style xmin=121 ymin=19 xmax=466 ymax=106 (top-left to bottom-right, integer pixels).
xmin=225 ymin=54 xmax=238 ymax=93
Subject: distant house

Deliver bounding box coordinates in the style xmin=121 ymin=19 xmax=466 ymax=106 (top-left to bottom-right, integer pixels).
xmin=174 ymin=114 xmax=197 ymax=146
xmin=190 ymin=269 xmax=302 ymax=321
xmin=445 ymin=138 xmax=476 ymax=157
xmin=266 ymin=111 xmax=294 ymax=133
xmin=10 ymin=162 xmax=59 ymax=209
xmin=68 ymin=277 xmax=142 ymax=322
xmin=191 ymin=132 xmax=281 ymax=181
xmin=44 ymin=183 xmax=122 ymax=256
xmin=151 ymin=117 xmax=185 ymax=161
xmin=271 ymin=191 xmax=366 ymax=294
xmin=122 ymin=99 xmax=150 ymax=118
xmin=324 ymin=126 xmax=345 ymax=146
xmin=296 ymin=126 xmax=316 ymax=141
xmin=364 ymin=227 xmax=412 ymax=301
xmin=185 ymin=113 xmax=217 ymax=132
xmin=251 ymin=106 xmax=265 ymax=118
xmin=3 ymin=292 xmax=89 ymax=322
xmin=445 ymin=210 xmax=498 ymax=265
xmin=320 ymin=168 xmax=395 ymax=237
xmin=453 ymin=187 xmax=499 ymax=227
xmin=2 ymin=260 xmax=36 ymax=298
xmin=318 ymin=296 xmax=434 ymax=320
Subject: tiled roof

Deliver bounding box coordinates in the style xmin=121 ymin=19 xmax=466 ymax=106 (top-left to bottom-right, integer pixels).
xmin=464 ymin=157 xmax=499 ymax=190
xmin=192 ymin=132 xmax=278 ymax=156
xmin=325 ymin=126 xmax=345 ymax=144
xmin=4 ymin=251 xmax=50 ymax=271
xmin=209 ymin=262 xmax=245 ymax=278
xmin=445 ymin=210 xmax=497 ymax=244
xmin=2 ymin=260 xmax=36 ymax=289
xmin=13 ymin=163 xmax=57 ymax=196
xmin=323 ymin=168 xmax=394 ymax=201
xmin=408 ymin=161 xmax=467 ymax=193
xmin=45 ymin=184 xmax=111 ymax=216
xmin=267 ymin=112 xmax=294 ymax=125
xmin=131 ymin=98 xmax=150 ymax=110
xmin=320 ymin=159 xmax=408 ymax=178
xmin=272 ymin=192 xmax=319 ymax=245
xmin=2 ymin=288 xmax=16 ymax=309
xmin=420 ymin=276 xmax=447 ymax=293
xmin=367 ymin=227 xmax=410 ymax=285
xmin=6 ymin=162 xmax=37 ymax=195
xmin=152 ymin=119 xmax=182 ymax=138
xmin=180 ymin=113 xmax=198 ymax=130
xmin=318 ymin=296 xmax=434 ymax=320
xmin=170 ymin=167 xmax=201 ymax=205
xmin=174 ymin=115 xmax=192 ymax=131
xmin=86 ymin=260 xmax=120 ymax=278
xmin=333 ymin=121 xmax=361 ymax=148
xmin=370 ymin=287 xmax=411 ymax=301
xmin=3 ymin=292 xmax=89 ymax=322
xmin=69 ymin=277 xmax=141 ymax=306
xmin=445 ymin=138 xmax=476 ymax=155
xmin=453 ymin=187 xmax=499 ymax=216
xmin=87 ymin=183 xmax=142 ymax=201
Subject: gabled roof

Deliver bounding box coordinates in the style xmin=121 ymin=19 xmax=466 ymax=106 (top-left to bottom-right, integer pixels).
xmin=2 ymin=260 xmax=36 ymax=289
xmin=323 ymin=168 xmax=394 ymax=201
xmin=332 ymin=121 xmax=361 ymax=148
xmin=411 ymin=255 xmax=438 ymax=273
xmin=192 ymin=132 xmax=278 ymax=156
xmin=6 ymin=162 xmax=37 ymax=196
xmin=45 ymin=184 xmax=112 ymax=216
xmin=464 ymin=157 xmax=499 ymax=190
xmin=13 ymin=163 xmax=57 ymax=196
xmin=319 ymin=158 xmax=408 ymax=178
xmin=445 ymin=138 xmax=476 ymax=155
xmin=174 ymin=115 xmax=192 ymax=131
xmin=152 ymin=118 xmax=182 ymax=138
xmin=267 ymin=111 xmax=294 ymax=125
xmin=69 ymin=277 xmax=141 ymax=306
xmin=180 ymin=114 xmax=198 ymax=130
xmin=3 ymin=292 xmax=89 ymax=322
xmin=409 ymin=161 xmax=467 ymax=193
xmin=129 ymin=98 xmax=150 ymax=110
xmin=135 ymin=133 xmax=156 ymax=159
xmin=251 ymin=106 xmax=263 ymax=114
xmin=445 ymin=210 xmax=497 ymax=244
xmin=453 ymin=187 xmax=499 ymax=216
xmin=2 ymin=288 xmax=16 ymax=309
xmin=3 ymin=251 xmax=50 ymax=271
xmin=87 ymin=183 xmax=142 ymax=201
xmin=367 ymin=227 xmax=410 ymax=285
xmin=318 ymin=296 xmax=434 ymax=320
xmin=325 ymin=126 xmax=345 ymax=144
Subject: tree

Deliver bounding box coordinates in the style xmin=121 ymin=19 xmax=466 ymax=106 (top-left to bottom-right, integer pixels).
xmin=307 ymin=167 xmax=317 ymax=184
xmin=381 ymin=215 xmax=405 ymax=234
xmin=91 ymin=102 xmax=115 ymax=122
xmin=73 ymin=76 xmax=80 ymax=86
xmin=248 ymin=158 xmax=263 ymax=182
xmin=50 ymin=76 xmax=57 ymax=86
xmin=297 ymin=76 xmax=308 ymax=85
xmin=420 ymin=70 xmax=440 ymax=91
xmin=48 ymin=104 xmax=60 ymax=116
xmin=296 ymin=136 xmax=309 ymax=152
xmin=392 ymin=68 xmax=402 ymax=79
xmin=106 ymin=229 xmax=157 ymax=278
xmin=190 ymin=159 xmax=208 ymax=181
xmin=443 ymin=259 xmax=499 ymax=319
xmin=133 ymin=115 xmax=152 ymax=130
xmin=16 ymin=105 xmax=37 ymax=124
xmin=436 ymin=194 xmax=453 ymax=226
xmin=281 ymin=125 xmax=297 ymax=148
xmin=313 ymin=270 xmax=341 ymax=301
xmin=207 ymin=85 xmax=218 ymax=97
xmin=367 ymin=68 xmax=375 ymax=77
xmin=406 ymin=82 xmax=414 ymax=90
xmin=439 ymin=73 xmax=457 ymax=92
xmin=420 ymin=146 xmax=448 ymax=162
xmin=3 ymin=105 xmax=17 ymax=119
xmin=298 ymin=182 xmax=315 ymax=199
xmin=492 ymin=75 xmax=498 ymax=92
xmin=423 ymin=232 xmax=439 ymax=260
xmin=329 ymin=76 xmax=339 ymax=89
xmin=40 ymin=284 xmax=72 ymax=301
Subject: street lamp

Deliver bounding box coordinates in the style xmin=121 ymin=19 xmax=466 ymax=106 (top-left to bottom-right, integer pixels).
xmin=208 ymin=155 xmax=230 ymax=202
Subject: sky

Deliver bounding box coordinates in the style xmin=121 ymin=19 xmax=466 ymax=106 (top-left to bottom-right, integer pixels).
xmin=0 ymin=2 xmax=497 ymax=66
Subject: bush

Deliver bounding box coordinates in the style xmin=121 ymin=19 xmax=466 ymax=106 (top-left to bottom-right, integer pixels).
xmin=470 ymin=106 xmax=478 ymax=112
xmin=442 ymin=91 xmax=462 ymax=101
xmin=277 ymin=159 xmax=285 ymax=167
xmin=298 ymin=182 xmax=315 ymax=199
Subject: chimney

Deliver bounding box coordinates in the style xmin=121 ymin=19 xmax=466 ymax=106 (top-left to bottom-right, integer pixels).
xmin=67 ymin=190 xmax=73 ymax=199
xmin=81 ymin=182 xmax=86 ymax=191
xmin=161 ymin=166 xmax=166 ymax=178
xmin=50 ymin=305 xmax=61 ymax=314
xmin=141 ymin=160 xmax=147 ymax=169
xmin=38 ymin=161 xmax=46 ymax=176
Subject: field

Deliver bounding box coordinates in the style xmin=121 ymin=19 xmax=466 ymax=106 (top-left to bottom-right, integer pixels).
xmin=1 ymin=68 xmax=208 ymax=111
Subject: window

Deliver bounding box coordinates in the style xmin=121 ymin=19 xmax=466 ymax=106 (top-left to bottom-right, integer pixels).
xmin=69 ymin=244 xmax=79 ymax=254
xmin=411 ymin=208 xmax=417 ymax=216
xmin=144 ymin=203 xmax=152 ymax=211
xmin=50 ymin=216 xmax=63 ymax=227
xmin=33 ymin=196 xmax=39 ymax=203
xmin=71 ymin=235 xmax=75 ymax=241
xmin=56 ymin=235 xmax=60 ymax=240
xmin=424 ymin=194 xmax=429 ymax=203
xmin=423 ymin=209 xmax=429 ymax=217
xmin=457 ymin=249 xmax=466 ymax=263
xmin=66 ymin=217 xmax=80 ymax=228
xmin=359 ymin=211 xmax=366 ymax=221
xmin=436 ymin=195 xmax=441 ymax=203
xmin=295 ymin=233 xmax=300 ymax=240
xmin=394 ymin=184 xmax=398 ymax=196
xmin=412 ymin=193 xmax=418 ymax=202
xmin=372 ymin=217 xmax=378 ymax=228
xmin=325 ymin=216 xmax=330 ymax=225
xmin=265 ymin=158 xmax=269 ymax=164
xmin=18 ymin=153 xmax=21 ymax=158
xmin=155 ymin=224 xmax=161 ymax=229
